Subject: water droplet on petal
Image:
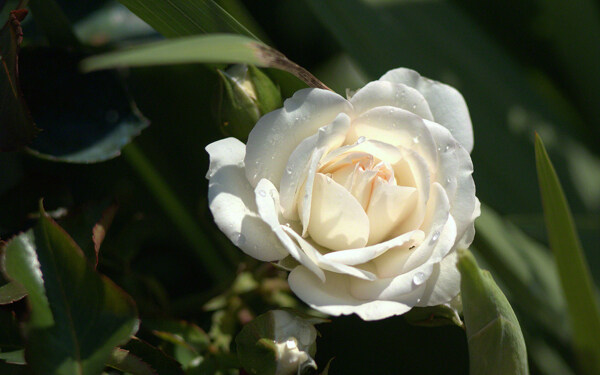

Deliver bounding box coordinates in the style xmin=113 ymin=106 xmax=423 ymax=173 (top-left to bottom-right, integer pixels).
xmin=234 ymin=232 xmax=246 ymax=245
xmin=412 ymin=136 xmax=420 ymax=144
xmin=413 ymin=272 xmax=426 ymax=285
xmin=286 ymin=167 xmax=293 ymax=174
xmin=430 ymin=231 xmax=440 ymax=244
xmin=411 ymin=104 xmax=417 ymax=110
xmin=357 ymin=136 xmax=366 ymax=144
xmin=258 ymin=190 xmax=267 ymax=197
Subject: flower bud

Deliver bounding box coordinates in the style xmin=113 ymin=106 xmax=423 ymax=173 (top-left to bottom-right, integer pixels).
xmin=215 ymin=64 xmax=282 ymax=141
xmin=236 ymin=309 xmax=325 ymax=375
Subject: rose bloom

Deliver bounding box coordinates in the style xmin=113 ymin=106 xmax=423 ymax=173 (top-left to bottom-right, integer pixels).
xmin=206 ymin=68 xmax=480 ymax=320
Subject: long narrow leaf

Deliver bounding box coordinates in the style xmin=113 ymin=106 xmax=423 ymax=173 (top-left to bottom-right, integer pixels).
xmin=535 ymin=134 xmax=600 ymax=374
xmin=81 ymin=34 xmax=329 ymax=89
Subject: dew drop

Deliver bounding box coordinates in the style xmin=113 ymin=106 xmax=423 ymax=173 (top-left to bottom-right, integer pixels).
xmin=413 ymin=272 xmax=426 ymax=285
xmin=446 ymin=177 xmax=452 ymax=184
xmin=357 ymin=136 xmax=366 ymax=144
xmin=430 ymin=231 xmax=440 ymax=243
xmin=234 ymin=232 xmax=246 ymax=245
xmin=411 ymin=104 xmax=417 ymax=110
xmin=286 ymin=167 xmax=293 ymax=174
xmin=258 ymin=190 xmax=267 ymax=197
xmin=412 ymin=136 xmax=420 ymax=144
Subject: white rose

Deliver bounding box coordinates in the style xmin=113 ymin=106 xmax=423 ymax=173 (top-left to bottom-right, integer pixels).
xmin=206 ymin=68 xmax=480 ymax=320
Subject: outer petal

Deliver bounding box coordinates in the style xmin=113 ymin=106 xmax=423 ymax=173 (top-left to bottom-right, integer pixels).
xmin=289 ymin=266 xmax=424 ymax=321
xmin=417 ymin=251 xmax=461 ymax=307
xmin=424 ymin=120 xmax=479 ymax=248
xmin=350 ymin=80 xmax=434 ymax=120
xmin=245 ymin=88 xmax=353 ymax=187
xmin=379 ymin=68 xmax=473 ymax=153
xmin=206 ymin=138 xmax=287 ymax=261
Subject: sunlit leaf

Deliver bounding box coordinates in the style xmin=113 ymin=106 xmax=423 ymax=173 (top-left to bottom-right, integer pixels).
xmin=81 ymin=33 xmax=329 ymax=89
xmin=535 ymin=134 xmax=600 ymax=374
xmin=2 ymin=202 xmax=139 ymax=375
xmin=0 ymin=281 xmax=27 ymax=305
xmin=458 ymin=248 xmax=529 ymax=375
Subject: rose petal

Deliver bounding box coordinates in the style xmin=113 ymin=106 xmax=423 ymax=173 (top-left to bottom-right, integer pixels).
xmin=374 ymin=183 xmax=454 ymax=277
xmin=254 ymin=179 xmax=325 ymax=281
xmin=366 ymin=182 xmax=417 ymax=245
xmin=282 ymin=226 xmax=377 ymax=281
xmin=206 ymin=138 xmax=288 ymax=261
xmin=245 ymin=89 xmax=353 ymax=187
xmin=289 ymin=266 xmax=425 ymax=320
xmin=417 ymin=251 xmax=460 ymax=307
xmin=379 ymin=68 xmax=473 ymax=152
xmin=350 ymin=80 xmax=434 ymax=121
xmin=424 ymin=119 xmax=479 ymax=248
xmin=388 ymin=147 xmax=431 ymax=236
xmin=279 ymin=114 xmax=351 ymax=221
xmin=321 ymin=139 xmax=403 ymax=167
xmin=303 ymin=173 xmax=370 ymax=251
xmin=346 ymin=106 xmax=437 ymax=168
xmin=322 ymin=230 xmax=423 ymax=265
xmin=349 ymin=262 xmax=433 ymax=301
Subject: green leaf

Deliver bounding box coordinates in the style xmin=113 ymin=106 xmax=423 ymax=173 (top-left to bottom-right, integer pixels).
xmin=19 ymin=47 xmax=149 ymax=163
xmin=2 ymin=202 xmax=139 ymax=375
xmin=107 ymin=337 xmax=184 ymax=375
xmin=535 ymin=134 xmax=600 ymax=374
xmin=0 ymin=9 xmax=38 ymax=152
xmin=457 ymin=249 xmax=529 ymax=375
xmin=0 ymin=281 xmax=27 ymax=305
xmin=118 ymin=0 xmax=258 ymax=39
xmin=81 ymin=34 xmax=329 ymax=90
xmin=0 ymin=350 xmax=25 ymax=365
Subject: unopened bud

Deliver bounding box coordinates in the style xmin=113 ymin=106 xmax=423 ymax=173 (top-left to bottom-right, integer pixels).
xmin=215 ymin=64 xmax=282 ymax=141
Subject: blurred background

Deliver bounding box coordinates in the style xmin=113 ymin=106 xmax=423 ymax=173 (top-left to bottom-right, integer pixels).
xmin=1 ymin=0 xmax=598 ymax=374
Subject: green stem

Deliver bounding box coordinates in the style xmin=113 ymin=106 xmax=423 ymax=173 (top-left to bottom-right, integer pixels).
xmin=122 ymin=143 xmax=231 ymax=283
